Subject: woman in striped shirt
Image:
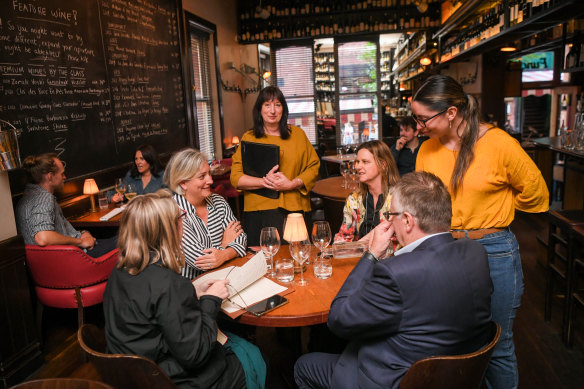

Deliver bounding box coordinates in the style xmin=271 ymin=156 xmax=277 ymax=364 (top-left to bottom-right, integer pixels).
xmin=165 ymin=148 xmax=247 ymax=279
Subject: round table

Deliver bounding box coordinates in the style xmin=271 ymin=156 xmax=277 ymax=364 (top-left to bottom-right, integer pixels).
xmin=311 ymin=176 xmax=353 ymax=201
xmin=222 ymin=248 xmax=359 ymax=327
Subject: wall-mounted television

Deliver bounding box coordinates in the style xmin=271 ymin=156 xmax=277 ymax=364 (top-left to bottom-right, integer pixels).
xmin=511 ymin=52 xmax=555 ymax=83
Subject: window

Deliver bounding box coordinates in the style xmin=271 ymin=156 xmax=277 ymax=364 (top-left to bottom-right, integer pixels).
xmin=273 ymin=45 xmax=317 ymax=144
xmin=188 ymin=19 xmax=218 ymax=159
xmin=338 ymin=41 xmax=379 ymax=145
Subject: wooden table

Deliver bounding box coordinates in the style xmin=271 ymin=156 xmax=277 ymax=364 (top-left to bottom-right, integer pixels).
xmin=311 ymin=176 xmax=353 ymax=201
xmin=321 ymin=154 xmax=356 ymax=164
xmin=225 ymin=248 xmax=359 ymax=327
xmin=68 ymin=205 xmax=123 ymax=228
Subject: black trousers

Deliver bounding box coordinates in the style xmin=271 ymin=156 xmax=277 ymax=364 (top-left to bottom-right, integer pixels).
xmin=85 ymin=235 xmax=118 ymax=258
xmin=243 ymin=208 xmax=310 ymax=246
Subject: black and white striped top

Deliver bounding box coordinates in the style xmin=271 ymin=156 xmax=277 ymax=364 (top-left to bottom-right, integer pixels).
xmin=172 ymin=192 xmax=247 ymax=280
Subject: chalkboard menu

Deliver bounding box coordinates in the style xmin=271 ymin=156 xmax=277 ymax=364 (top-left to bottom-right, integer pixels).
xmin=0 ymin=0 xmax=188 ymax=178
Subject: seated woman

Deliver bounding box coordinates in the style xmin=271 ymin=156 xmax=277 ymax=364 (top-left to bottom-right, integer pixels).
xmin=334 ymin=140 xmax=400 ymax=242
xmin=165 ymin=148 xmax=247 ymax=279
xmin=111 ymin=144 xmax=165 ymax=203
xmin=103 ymin=191 xmax=262 ymax=389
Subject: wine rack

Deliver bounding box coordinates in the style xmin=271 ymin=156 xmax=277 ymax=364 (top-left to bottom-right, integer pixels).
xmin=237 ymin=0 xmax=442 ymax=43
xmin=314 ymin=52 xmax=336 ymax=101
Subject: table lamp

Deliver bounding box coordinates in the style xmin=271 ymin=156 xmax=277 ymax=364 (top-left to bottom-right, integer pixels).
xmin=231 ymin=136 xmax=240 ymax=147
xmin=283 ymin=213 xmax=308 ymax=273
xmin=83 ymin=178 xmax=100 ymax=212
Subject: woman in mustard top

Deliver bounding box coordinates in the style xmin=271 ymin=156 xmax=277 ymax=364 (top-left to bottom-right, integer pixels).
xmin=412 ymin=75 xmax=549 ymax=389
xmin=230 ymin=86 xmax=320 ymax=246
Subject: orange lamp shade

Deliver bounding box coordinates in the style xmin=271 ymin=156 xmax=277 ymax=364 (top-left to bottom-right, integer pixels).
xmin=283 ymin=213 xmax=308 ymax=242
xmin=83 ymin=179 xmax=99 ymax=195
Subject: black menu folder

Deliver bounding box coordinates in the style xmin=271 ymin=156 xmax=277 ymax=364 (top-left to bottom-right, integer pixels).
xmin=241 ymin=141 xmax=280 ymax=199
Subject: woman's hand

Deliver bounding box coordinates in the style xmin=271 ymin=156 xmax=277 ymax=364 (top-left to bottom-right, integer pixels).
xmin=111 ymin=193 xmax=124 ymax=203
xmin=193 ymin=279 xmax=230 ymax=300
xmin=263 ymin=165 xmax=298 ymax=192
xmin=195 ymin=248 xmax=228 ymax=270
xmin=222 ymin=221 xmax=243 ymax=247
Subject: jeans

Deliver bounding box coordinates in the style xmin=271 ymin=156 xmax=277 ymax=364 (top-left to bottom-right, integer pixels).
xmin=477 ymin=228 xmax=524 ymax=389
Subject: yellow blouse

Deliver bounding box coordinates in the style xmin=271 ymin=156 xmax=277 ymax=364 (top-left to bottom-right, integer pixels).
xmin=416 ymin=128 xmax=549 ymax=229
xmin=230 ymin=126 xmax=320 ymax=212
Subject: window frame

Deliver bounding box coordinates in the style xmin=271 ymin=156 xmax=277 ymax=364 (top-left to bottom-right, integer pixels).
xmin=184 ymin=12 xmax=225 ymax=156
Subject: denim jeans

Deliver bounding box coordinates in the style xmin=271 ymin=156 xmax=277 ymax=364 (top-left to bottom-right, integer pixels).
xmin=477 ymin=228 xmax=523 ymax=389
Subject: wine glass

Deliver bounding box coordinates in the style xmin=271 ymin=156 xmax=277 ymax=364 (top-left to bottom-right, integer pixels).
xmin=290 ymin=239 xmax=311 ymax=286
xmin=312 ymin=221 xmax=332 ymax=259
xmin=114 ymin=178 xmax=126 ymax=206
xmin=260 ymin=227 xmax=280 ymax=278
xmin=125 ymin=183 xmax=137 ymax=201
xmin=340 ymin=161 xmax=350 ymax=188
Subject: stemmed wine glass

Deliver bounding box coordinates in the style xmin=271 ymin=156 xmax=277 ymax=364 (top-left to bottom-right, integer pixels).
xmin=125 ymin=183 xmax=137 ymax=201
xmin=114 ymin=178 xmax=126 ymax=206
xmin=260 ymin=227 xmax=280 ymax=278
xmin=312 ymin=221 xmax=332 ymax=260
xmin=340 ymin=161 xmax=350 ymax=189
xmin=290 ymin=239 xmax=311 ymax=286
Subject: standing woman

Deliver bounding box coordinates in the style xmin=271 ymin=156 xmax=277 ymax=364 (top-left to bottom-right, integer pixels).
xmin=165 ymin=148 xmax=247 ymax=280
xmin=111 ymin=144 xmax=165 ymax=203
xmin=334 ymin=140 xmax=400 ymax=243
xmin=103 ymin=191 xmax=250 ymax=389
xmin=230 ymin=86 xmax=320 ymax=246
xmin=412 ymin=75 xmax=549 ymax=389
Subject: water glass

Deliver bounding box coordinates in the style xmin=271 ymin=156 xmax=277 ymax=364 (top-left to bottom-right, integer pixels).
xmin=313 ymin=254 xmax=333 ymax=279
xmin=98 ymin=192 xmax=109 ymax=210
xmin=275 ymin=258 xmax=294 ymax=283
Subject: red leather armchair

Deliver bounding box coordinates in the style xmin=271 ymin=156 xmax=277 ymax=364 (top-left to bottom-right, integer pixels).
xmin=24 ymin=245 xmax=119 ymax=329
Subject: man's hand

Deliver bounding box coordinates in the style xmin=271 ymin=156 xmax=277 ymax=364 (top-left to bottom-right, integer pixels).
xmin=193 ymin=279 xmax=230 ymax=300
xmin=395 ymin=136 xmax=407 ymax=151
xmin=368 ymin=221 xmax=394 ymax=259
xmin=222 ymin=220 xmax=243 ymax=247
xmin=79 ymin=231 xmax=97 ymax=250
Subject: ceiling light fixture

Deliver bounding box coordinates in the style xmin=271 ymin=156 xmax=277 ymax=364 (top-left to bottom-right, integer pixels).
xmin=420 ymin=57 xmax=432 ymax=66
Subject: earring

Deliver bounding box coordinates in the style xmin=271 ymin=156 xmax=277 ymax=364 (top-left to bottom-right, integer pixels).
xmin=449 ymin=120 xmax=452 ymax=129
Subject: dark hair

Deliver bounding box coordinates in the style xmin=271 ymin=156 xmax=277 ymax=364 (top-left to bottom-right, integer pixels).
xmin=398 ymin=116 xmax=417 ymax=131
xmin=355 ymin=140 xmax=400 ymax=200
xmin=390 ymin=171 xmax=452 ymax=233
xmin=22 ymin=153 xmax=59 ymax=184
xmin=130 ymin=144 xmax=163 ymax=178
xmin=252 ymin=86 xmax=290 ymax=139
xmin=412 ymin=75 xmax=480 ymax=195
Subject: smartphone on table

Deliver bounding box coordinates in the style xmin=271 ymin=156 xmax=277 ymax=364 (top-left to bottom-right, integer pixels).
xmin=246 ymin=295 xmax=288 ymax=317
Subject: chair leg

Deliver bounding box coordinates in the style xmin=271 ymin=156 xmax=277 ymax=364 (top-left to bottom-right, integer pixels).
xmin=75 ymin=287 xmax=84 ymax=328
xmin=35 ymin=300 xmax=44 ymax=342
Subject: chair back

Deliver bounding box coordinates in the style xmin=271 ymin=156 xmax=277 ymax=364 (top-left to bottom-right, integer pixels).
xmin=399 ymin=321 xmax=501 ymax=389
xmin=24 ymin=245 xmax=118 ymax=309
xmin=78 ymin=324 xmax=177 ymax=389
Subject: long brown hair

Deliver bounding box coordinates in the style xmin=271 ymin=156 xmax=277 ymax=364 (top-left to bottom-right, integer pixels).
xmin=252 ymin=86 xmax=290 ymax=139
xmin=412 ymin=75 xmax=480 ymax=195
xmin=117 ymin=190 xmax=184 ymax=275
xmin=355 ymin=140 xmax=400 ymax=200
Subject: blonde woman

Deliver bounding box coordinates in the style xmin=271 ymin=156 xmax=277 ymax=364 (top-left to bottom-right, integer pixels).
xmin=165 ymin=148 xmax=247 ymax=279
xmin=335 ymin=140 xmax=400 ymax=242
xmin=103 ymin=191 xmax=249 ymax=389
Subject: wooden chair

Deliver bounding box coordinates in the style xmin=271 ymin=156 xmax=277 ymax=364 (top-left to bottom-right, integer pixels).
xmin=11 ymin=378 xmax=113 ymax=389
xmin=399 ymin=321 xmax=501 ymax=389
xmin=77 ymin=324 xmax=176 ymax=389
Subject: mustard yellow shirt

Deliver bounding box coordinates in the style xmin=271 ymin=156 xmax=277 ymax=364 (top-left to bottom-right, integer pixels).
xmin=416 ymin=128 xmax=549 ymax=230
xmin=230 ymin=126 xmax=320 ymax=212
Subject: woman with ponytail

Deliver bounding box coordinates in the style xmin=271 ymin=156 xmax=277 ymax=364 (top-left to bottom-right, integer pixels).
xmin=412 ymin=75 xmax=548 ymax=389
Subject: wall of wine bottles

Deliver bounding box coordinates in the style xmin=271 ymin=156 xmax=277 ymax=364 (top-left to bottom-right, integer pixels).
xmin=237 ymin=0 xmax=442 ymax=43
xmin=439 ymin=0 xmax=577 ymax=63
xmin=314 ymin=52 xmax=336 ymax=101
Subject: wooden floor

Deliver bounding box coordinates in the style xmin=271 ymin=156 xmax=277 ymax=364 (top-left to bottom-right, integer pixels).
xmin=23 ymin=212 xmax=584 ymax=388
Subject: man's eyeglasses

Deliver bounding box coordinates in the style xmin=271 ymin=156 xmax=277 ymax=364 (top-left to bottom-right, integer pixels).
xmin=412 ymin=108 xmax=448 ymax=128
xmin=383 ymin=211 xmax=403 ymax=219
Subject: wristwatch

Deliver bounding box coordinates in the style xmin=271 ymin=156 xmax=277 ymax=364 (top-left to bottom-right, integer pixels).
xmin=363 ymin=250 xmax=379 ymax=263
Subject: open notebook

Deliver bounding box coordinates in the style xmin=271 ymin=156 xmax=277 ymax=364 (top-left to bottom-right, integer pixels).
xmin=193 ymin=251 xmax=292 ymax=318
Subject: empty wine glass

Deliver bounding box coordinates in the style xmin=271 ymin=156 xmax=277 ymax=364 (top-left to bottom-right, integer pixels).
xmin=114 ymin=178 xmax=126 ymax=206
xmin=340 ymin=161 xmax=350 ymax=188
xmin=290 ymin=239 xmax=311 ymax=286
xmin=312 ymin=221 xmax=332 ymax=259
xmin=260 ymin=227 xmax=280 ymax=278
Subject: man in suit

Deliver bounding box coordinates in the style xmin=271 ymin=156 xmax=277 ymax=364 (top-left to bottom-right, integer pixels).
xmin=294 ymin=171 xmax=493 ymax=389
xmin=16 ymin=153 xmax=117 ymax=258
